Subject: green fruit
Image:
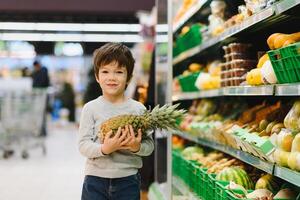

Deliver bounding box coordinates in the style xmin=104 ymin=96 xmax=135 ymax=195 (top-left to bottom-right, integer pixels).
xmin=266 ymin=121 xmax=277 ymax=134
xmin=259 ymin=120 xmax=269 ymax=131
xmin=181 ymin=146 xmax=203 ymax=159
xmin=216 ymin=167 xmax=254 ymax=190
xmin=255 ymin=174 xmax=280 ymax=194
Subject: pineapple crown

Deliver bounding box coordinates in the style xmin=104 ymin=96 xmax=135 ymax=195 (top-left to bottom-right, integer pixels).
xmin=142 ymin=103 xmax=187 ymax=130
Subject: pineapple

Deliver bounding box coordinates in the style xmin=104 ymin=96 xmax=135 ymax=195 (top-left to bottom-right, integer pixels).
xmin=98 ymin=104 xmax=186 ymax=143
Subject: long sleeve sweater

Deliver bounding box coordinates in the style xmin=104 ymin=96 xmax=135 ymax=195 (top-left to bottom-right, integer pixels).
xmin=78 ymin=96 xmax=154 ymax=178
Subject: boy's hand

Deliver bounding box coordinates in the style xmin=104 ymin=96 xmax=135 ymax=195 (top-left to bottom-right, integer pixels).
xmin=101 ymin=127 xmax=129 ymax=155
xmin=122 ymin=125 xmax=142 ymax=153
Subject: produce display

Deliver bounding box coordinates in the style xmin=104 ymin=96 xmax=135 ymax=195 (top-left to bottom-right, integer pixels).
xmin=173 ymin=143 xmax=300 ymax=199
xmin=178 ymin=98 xmax=300 ymax=173
xmin=171 ymin=0 xmax=300 ymax=199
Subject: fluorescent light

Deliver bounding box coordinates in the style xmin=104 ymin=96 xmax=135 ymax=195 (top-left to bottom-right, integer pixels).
xmin=0 ymin=22 xmax=142 ymax=32
xmin=156 ymin=24 xmax=168 ymax=32
xmin=156 ymin=34 xmax=168 ymax=43
xmin=0 ymin=32 xmax=144 ymax=43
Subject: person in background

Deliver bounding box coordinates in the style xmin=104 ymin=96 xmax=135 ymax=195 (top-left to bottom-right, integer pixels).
xmin=32 ymin=61 xmax=50 ymax=88
xmin=32 ymin=60 xmax=50 ymax=136
xmin=58 ymin=82 xmax=76 ymax=122
xmin=21 ymin=67 xmax=31 ymax=77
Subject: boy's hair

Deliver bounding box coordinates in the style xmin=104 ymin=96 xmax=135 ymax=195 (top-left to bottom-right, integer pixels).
xmin=93 ymin=43 xmax=135 ymax=81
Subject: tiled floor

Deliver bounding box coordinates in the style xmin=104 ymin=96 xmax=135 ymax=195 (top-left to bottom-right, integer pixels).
xmin=0 ymin=123 xmax=86 ymax=200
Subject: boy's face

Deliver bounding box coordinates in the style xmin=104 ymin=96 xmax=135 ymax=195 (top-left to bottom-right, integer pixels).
xmin=96 ymin=61 xmax=128 ymax=97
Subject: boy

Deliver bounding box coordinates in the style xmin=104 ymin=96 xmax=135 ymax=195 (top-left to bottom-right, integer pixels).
xmin=78 ymin=43 xmax=154 ymax=200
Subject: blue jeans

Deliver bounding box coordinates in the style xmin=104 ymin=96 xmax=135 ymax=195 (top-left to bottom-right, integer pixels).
xmin=81 ymin=173 xmax=141 ymax=200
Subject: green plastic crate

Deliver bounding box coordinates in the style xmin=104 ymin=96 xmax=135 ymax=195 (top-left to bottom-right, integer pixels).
xmin=208 ymin=173 xmax=217 ymax=200
xmin=199 ymin=168 xmax=208 ymax=199
xmin=174 ymin=24 xmax=202 ymax=55
xmin=225 ymin=189 xmax=253 ymax=200
xmin=181 ymin=24 xmax=202 ymax=51
xmin=178 ymin=72 xmax=200 ymax=92
xmin=215 ymin=181 xmax=230 ymax=200
xmin=268 ymin=42 xmax=300 ymax=83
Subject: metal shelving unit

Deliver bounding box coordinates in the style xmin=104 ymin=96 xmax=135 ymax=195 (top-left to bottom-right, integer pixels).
xmin=274 ymin=166 xmax=300 ymax=187
xmin=223 ymin=85 xmax=274 ymax=96
xmin=275 ymin=84 xmax=300 ymax=96
xmin=172 ymin=84 xmax=300 ymax=100
xmin=173 ymin=6 xmax=275 ymax=65
xmin=173 ymin=0 xmax=208 ymax=33
xmin=166 ymin=0 xmax=300 ymax=196
xmin=173 ymin=131 xmax=274 ymax=174
xmin=172 ymin=89 xmax=222 ymax=101
xmin=172 ymin=0 xmax=300 ymax=65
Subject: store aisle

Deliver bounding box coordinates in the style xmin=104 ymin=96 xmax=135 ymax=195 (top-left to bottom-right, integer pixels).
xmin=0 ymin=123 xmax=85 ymax=200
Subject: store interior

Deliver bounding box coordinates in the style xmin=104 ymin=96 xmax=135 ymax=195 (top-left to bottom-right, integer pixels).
xmin=1 ymin=0 xmax=300 ymax=200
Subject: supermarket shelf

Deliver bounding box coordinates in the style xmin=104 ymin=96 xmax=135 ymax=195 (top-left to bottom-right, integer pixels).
xmin=172 ymin=85 xmax=276 ymax=101
xmin=223 ymin=85 xmax=274 ymax=96
xmin=173 ymin=6 xmax=275 ymax=65
xmin=172 ymin=89 xmax=222 ymax=101
xmin=172 ymin=0 xmax=208 ymax=33
xmin=148 ymin=182 xmax=167 ymax=200
xmin=275 ymin=83 xmax=300 ymax=96
xmin=274 ymin=166 xmax=300 ymax=187
xmin=172 ymin=176 xmax=201 ymax=200
xmin=275 ymin=0 xmax=300 ymax=14
xmin=173 ymin=131 xmax=274 ymax=174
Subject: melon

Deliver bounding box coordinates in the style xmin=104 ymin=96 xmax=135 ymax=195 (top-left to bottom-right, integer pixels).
xmin=255 ymin=174 xmax=280 ymax=194
xmin=181 ymin=146 xmax=203 ymax=159
xmin=216 ymin=167 xmax=254 ymax=190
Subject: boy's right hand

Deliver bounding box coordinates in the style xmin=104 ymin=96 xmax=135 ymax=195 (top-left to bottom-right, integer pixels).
xmin=100 ymin=127 xmax=129 ymax=155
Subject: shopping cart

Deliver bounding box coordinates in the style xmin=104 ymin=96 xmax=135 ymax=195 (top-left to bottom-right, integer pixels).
xmin=0 ymin=89 xmax=47 ymax=159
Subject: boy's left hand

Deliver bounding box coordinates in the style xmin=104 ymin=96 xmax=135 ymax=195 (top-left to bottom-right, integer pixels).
xmin=121 ymin=125 xmax=142 ymax=153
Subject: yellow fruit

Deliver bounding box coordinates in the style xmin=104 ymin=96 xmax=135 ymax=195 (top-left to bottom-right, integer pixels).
xmin=181 ymin=26 xmax=190 ymax=35
xmin=291 ymin=134 xmax=300 ymax=152
xmin=267 ymin=33 xmax=282 ymax=49
xmin=288 ymin=152 xmax=300 ymax=171
xmin=277 ymin=130 xmax=293 ymax=152
xmin=274 ymin=149 xmax=290 ymax=167
xmin=247 ymin=68 xmax=263 ymax=85
xmin=189 ymin=63 xmax=202 ymax=72
xmin=257 ymin=54 xmax=269 ymax=68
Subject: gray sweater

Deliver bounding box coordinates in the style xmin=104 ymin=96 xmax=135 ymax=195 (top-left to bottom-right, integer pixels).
xmin=78 ymin=96 xmax=154 ymax=178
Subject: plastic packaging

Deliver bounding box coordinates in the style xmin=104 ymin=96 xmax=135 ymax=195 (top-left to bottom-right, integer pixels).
xmin=284 ymin=100 xmax=300 ymax=132
xmin=231 ymin=59 xmax=257 ymax=69
xmin=229 ymin=43 xmax=252 ymax=53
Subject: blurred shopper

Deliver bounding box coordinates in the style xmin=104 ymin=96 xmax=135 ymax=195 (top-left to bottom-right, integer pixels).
xmin=32 ymin=60 xmax=50 ymax=136
xmin=21 ymin=67 xmax=31 ymax=77
xmin=32 ymin=61 xmax=50 ymax=88
xmin=78 ymin=43 xmax=154 ymax=200
xmin=58 ymin=82 xmax=76 ymax=122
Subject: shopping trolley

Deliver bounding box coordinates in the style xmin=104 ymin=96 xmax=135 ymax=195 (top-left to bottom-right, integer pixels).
xmin=0 ymin=89 xmax=47 ymax=159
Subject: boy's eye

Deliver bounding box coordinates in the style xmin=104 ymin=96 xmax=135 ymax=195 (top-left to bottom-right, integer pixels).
xmin=116 ymin=71 xmax=124 ymax=74
xmin=101 ymin=70 xmax=108 ymax=73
